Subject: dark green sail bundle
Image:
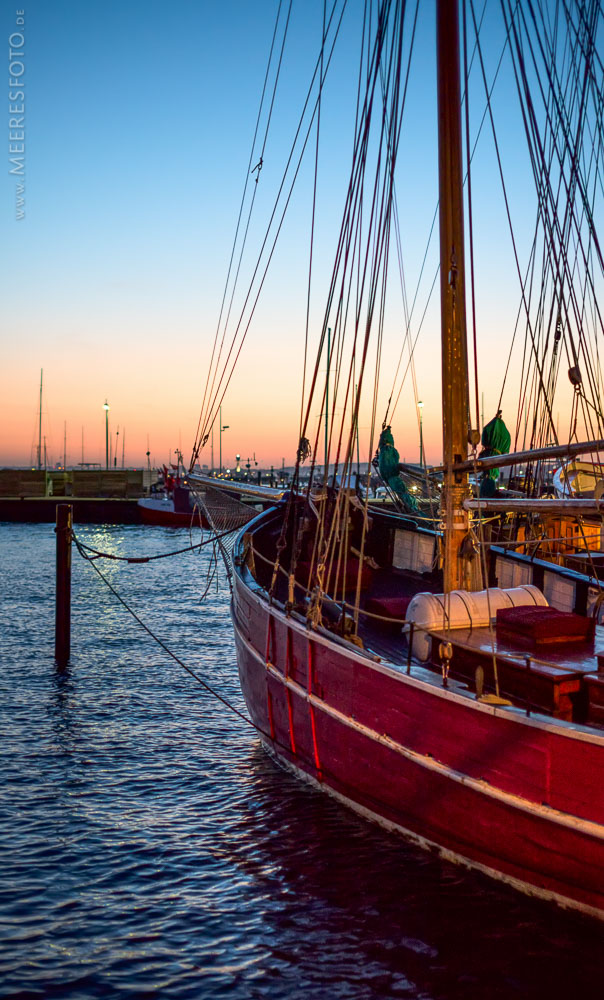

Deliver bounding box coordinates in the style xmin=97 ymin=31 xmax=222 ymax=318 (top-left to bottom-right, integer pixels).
xmin=377 ymin=426 xmax=420 ymax=513
xmin=479 ymin=412 xmax=511 ymax=497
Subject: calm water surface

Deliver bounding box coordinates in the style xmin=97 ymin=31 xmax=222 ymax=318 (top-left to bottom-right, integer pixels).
xmin=1 ymin=522 xmax=603 ymax=999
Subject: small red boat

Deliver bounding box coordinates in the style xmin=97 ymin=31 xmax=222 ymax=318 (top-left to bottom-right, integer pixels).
xmin=138 ymin=470 xmax=206 ymax=528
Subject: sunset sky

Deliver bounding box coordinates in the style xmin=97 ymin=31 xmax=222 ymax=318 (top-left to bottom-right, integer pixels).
xmin=1 ymin=1 xmax=579 ymax=471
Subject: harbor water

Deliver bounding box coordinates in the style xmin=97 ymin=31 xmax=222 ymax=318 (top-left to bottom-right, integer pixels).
xmin=1 ymin=522 xmax=603 ymax=999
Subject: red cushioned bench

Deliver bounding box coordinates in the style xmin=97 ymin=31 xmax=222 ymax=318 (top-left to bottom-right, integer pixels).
xmin=496 ymin=605 xmax=595 ymax=646
xmin=428 ymin=623 xmax=589 ymax=720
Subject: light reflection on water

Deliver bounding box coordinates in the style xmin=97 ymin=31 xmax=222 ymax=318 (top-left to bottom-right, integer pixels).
xmin=0 ymin=522 xmax=603 ymax=999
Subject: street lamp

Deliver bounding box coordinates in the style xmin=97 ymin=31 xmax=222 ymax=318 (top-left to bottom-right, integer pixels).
xmin=219 ymin=406 xmax=229 ymax=474
xmin=103 ymin=400 xmax=110 ymax=470
xmin=418 ymin=400 xmax=424 ymax=468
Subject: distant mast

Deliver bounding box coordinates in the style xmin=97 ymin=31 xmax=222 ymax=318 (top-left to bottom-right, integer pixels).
xmin=437 ymin=0 xmax=470 ymax=592
xmin=37 ymin=369 xmax=43 ymax=470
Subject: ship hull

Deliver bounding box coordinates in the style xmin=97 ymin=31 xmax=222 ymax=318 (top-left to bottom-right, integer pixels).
xmin=232 ymin=546 xmax=604 ymax=919
xmin=138 ymin=497 xmax=207 ymax=528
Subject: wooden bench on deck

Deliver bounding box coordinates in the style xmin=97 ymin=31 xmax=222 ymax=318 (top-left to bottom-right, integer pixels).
xmin=427 ymin=625 xmax=601 ymax=721
xmin=585 ymin=653 xmax=604 ymax=725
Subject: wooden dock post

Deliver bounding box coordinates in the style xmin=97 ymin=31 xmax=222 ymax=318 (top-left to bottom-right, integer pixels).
xmin=55 ymin=504 xmax=72 ymax=667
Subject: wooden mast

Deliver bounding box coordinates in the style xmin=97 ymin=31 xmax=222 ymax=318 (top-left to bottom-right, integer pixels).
xmin=437 ymin=0 xmax=471 ymax=592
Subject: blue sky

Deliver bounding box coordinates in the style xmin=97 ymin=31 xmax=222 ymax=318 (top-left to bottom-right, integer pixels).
xmin=1 ymin=0 xmax=586 ymax=468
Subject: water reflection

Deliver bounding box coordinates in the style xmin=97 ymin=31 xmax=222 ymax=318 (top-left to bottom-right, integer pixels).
xmin=214 ymin=744 xmax=604 ymax=999
xmin=49 ymin=664 xmax=81 ymax=749
xmin=0 ymin=523 xmax=603 ymax=999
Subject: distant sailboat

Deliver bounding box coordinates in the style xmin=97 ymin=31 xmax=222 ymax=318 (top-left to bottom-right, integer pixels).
xmin=37 ymin=368 xmax=43 ymax=470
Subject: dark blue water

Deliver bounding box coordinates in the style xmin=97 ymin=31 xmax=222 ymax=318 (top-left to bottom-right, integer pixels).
xmin=1 ymin=522 xmax=603 ymax=999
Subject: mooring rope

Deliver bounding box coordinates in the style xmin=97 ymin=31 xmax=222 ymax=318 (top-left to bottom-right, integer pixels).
xmin=73 ymin=527 xmax=237 ymax=564
xmin=74 ymin=533 xmax=463 ymax=818
xmin=74 ymin=534 xmax=386 ymax=793
xmin=73 ymin=518 xmax=560 ymax=829
xmin=74 ymin=537 xmax=257 ymax=727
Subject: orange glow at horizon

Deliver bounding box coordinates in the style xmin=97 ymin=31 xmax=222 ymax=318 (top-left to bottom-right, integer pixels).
xmin=2 ymin=318 xmax=581 ymax=472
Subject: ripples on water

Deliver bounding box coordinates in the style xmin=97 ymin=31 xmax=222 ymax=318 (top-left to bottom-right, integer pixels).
xmin=0 ymin=522 xmax=603 ymax=999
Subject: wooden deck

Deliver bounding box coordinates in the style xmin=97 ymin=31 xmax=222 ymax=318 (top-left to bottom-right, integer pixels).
xmin=360 ymin=612 xmax=604 ymax=725
xmin=428 ymin=625 xmax=603 ymax=720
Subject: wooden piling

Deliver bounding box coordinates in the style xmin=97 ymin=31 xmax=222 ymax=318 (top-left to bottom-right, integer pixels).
xmin=55 ymin=504 xmax=72 ymax=667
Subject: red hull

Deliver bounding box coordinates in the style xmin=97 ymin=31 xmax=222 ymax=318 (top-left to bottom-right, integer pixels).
xmin=138 ymin=498 xmax=207 ymax=528
xmin=232 ymin=560 xmax=604 ymax=919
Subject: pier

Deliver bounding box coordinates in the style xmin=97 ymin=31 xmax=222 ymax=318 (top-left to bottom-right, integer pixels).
xmin=0 ymin=468 xmax=151 ymax=524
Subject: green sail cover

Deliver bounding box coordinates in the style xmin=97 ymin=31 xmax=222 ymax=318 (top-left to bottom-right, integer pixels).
xmin=479 ymin=412 xmax=511 ymax=497
xmin=377 ymin=426 xmax=419 ymax=513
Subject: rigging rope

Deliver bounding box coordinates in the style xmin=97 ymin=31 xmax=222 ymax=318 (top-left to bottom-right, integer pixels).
xmin=191 ymin=0 xmax=288 ymax=467
xmin=462 ymin=0 xmax=480 ymax=435
xmin=490 ymin=0 xmax=604 ymax=462
xmin=300 ymin=0 xmax=329 ymax=438
xmin=191 ymin=0 xmax=348 ymax=471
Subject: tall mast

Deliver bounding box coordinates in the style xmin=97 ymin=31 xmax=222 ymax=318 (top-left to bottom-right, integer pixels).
xmin=437 ymin=0 xmax=471 ymax=592
xmin=37 ymin=369 xmax=43 ymax=471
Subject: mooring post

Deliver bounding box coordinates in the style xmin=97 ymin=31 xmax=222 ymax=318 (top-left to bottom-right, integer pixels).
xmin=55 ymin=503 xmax=72 ymax=667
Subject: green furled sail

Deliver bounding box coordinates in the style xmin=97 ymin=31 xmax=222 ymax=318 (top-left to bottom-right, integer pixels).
xmin=377 ymin=426 xmax=420 ymax=513
xmin=479 ymin=412 xmax=511 ymax=497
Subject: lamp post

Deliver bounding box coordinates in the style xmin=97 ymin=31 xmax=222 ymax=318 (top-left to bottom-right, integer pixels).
xmin=418 ymin=400 xmax=424 ymax=467
xmin=219 ymin=406 xmax=229 ymax=474
xmin=103 ymin=400 xmax=110 ymax=470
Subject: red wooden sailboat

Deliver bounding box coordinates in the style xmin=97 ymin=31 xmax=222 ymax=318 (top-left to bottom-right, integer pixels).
xmin=192 ymin=0 xmax=604 ymax=918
